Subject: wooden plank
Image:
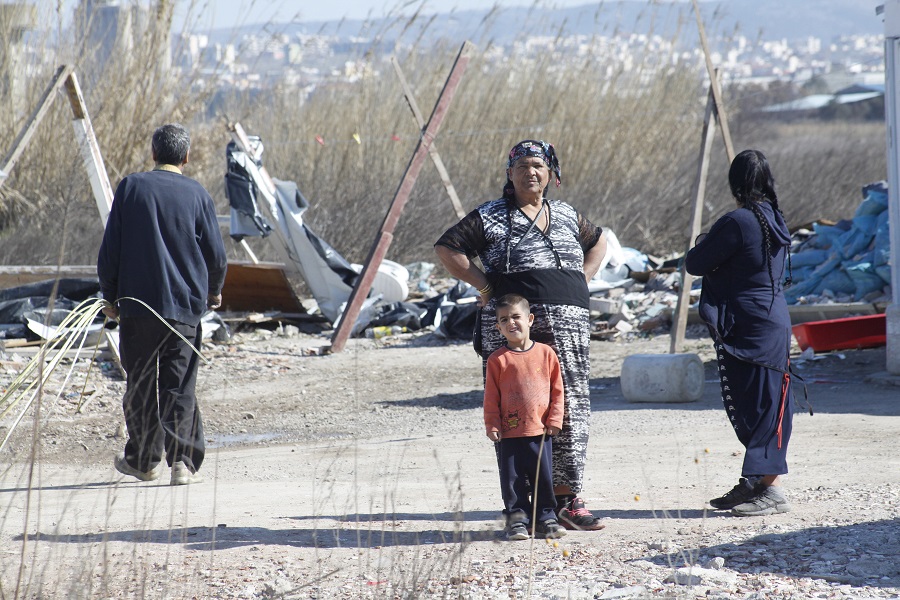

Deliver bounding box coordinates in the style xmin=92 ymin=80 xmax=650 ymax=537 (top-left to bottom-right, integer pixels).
xmin=692 ymin=0 xmax=735 ymax=163
xmin=329 ymin=41 xmax=475 ymax=353
xmin=0 ymin=65 xmax=73 ymax=187
xmin=221 ymin=261 xmax=305 ymax=313
xmin=670 ymin=84 xmax=718 ymax=354
xmin=63 ymin=72 xmax=114 ymax=225
xmin=391 ymin=56 xmax=467 ymax=220
xmin=0 ymin=265 xmax=97 ymax=289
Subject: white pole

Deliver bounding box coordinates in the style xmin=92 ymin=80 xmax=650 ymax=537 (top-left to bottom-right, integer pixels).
xmin=882 ymin=0 xmax=900 ymax=374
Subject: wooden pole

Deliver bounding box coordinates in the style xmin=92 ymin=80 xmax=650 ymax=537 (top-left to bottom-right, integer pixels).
xmin=669 ymin=84 xmax=718 ymax=354
xmin=63 ymin=71 xmax=114 ymax=225
xmin=329 ymin=41 xmax=475 ymax=353
xmin=0 ymin=65 xmax=73 ymax=187
xmin=692 ymin=0 xmax=735 ymax=163
xmin=391 ymin=56 xmax=467 ymax=220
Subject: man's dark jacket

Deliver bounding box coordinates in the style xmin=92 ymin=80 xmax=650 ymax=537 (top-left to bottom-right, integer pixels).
xmin=98 ymin=169 xmax=228 ymax=326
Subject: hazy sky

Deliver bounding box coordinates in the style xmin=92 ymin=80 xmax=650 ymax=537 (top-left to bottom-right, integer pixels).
xmin=194 ymin=0 xmax=624 ymax=28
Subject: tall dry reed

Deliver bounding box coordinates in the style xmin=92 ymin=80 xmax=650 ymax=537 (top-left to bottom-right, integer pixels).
xmin=0 ymin=1 xmax=886 ymax=267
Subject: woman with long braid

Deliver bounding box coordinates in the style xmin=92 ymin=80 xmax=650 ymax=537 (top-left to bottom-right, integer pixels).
xmin=686 ymin=149 xmax=795 ymax=516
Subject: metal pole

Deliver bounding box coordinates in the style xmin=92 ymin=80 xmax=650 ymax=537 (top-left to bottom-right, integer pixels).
xmin=329 ymin=41 xmax=475 ymax=353
xmin=882 ymin=1 xmax=900 ymax=373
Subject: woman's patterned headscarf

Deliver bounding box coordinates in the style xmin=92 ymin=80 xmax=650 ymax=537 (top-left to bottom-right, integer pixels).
xmin=502 ymin=139 xmax=562 ymax=200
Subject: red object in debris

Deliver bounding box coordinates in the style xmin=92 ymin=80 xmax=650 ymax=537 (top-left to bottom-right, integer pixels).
xmin=315 ymin=135 xmax=325 ymax=146
xmin=792 ymin=313 xmax=886 ymax=353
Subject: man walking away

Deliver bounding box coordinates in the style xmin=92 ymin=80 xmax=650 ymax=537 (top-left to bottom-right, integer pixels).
xmin=98 ymin=123 xmax=228 ymax=486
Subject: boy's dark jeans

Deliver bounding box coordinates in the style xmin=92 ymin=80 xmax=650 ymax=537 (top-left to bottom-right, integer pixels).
xmin=498 ymin=435 xmax=555 ymax=524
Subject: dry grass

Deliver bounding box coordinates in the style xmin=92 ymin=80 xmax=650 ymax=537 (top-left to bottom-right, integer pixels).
xmin=0 ymin=1 xmax=225 ymax=265
xmin=9 ymin=3 xmax=891 ymax=598
xmin=1 ymin=1 xmax=886 ymax=269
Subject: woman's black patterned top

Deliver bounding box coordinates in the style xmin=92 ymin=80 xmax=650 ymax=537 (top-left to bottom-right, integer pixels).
xmin=436 ymin=197 xmax=602 ymax=308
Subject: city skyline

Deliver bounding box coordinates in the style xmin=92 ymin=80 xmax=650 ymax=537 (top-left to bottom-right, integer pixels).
xmin=195 ymin=0 xmax=659 ymax=28
xmin=189 ymin=0 xmax=883 ymax=35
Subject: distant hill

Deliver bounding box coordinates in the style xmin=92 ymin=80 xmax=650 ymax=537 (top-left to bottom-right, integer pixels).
xmin=209 ymin=0 xmax=882 ymax=46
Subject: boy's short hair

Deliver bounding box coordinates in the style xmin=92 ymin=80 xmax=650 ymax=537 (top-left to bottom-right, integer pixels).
xmin=495 ymin=293 xmax=530 ymax=313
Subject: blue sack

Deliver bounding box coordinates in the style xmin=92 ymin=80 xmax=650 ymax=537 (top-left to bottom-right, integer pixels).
xmin=855 ymin=181 xmax=888 ymax=217
xmin=789 ymin=249 xmax=830 ymax=268
xmin=845 ymin=262 xmax=886 ymax=300
xmin=817 ymin=269 xmax=856 ymax=295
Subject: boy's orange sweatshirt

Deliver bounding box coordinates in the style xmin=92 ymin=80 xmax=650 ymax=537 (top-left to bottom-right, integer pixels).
xmin=484 ymin=342 xmax=564 ymax=438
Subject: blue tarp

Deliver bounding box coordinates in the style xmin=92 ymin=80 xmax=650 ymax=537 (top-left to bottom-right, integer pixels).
xmin=785 ymin=181 xmax=891 ymax=304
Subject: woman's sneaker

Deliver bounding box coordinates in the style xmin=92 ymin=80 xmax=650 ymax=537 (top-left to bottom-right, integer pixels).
xmin=505 ymin=521 xmax=529 ymax=541
xmin=731 ymin=486 xmax=791 ymax=517
xmin=534 ymin=519 xmax=566 ymax=539
xmin=709 ymin=478 xmax=762 ymax=510
xmin=557 ymin=497 xmax=605 ymax=531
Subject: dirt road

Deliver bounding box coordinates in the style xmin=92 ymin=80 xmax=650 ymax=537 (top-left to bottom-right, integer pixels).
xmin=1 ymin=330 xmax=899 ymax=598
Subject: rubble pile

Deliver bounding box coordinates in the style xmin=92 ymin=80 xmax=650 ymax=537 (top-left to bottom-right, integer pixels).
xmin=785 ymin=181 xmax=892 ymax=306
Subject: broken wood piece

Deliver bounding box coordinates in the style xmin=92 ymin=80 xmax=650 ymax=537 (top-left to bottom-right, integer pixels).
xmin=221 ymin=262 xmax=305 ymax=314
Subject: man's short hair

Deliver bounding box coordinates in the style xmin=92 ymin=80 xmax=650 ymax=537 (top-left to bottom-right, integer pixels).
xmin=495 ymin=293 xmax=530 ymax=313
xmin=152 ymin=123 xmax=191 ymax=166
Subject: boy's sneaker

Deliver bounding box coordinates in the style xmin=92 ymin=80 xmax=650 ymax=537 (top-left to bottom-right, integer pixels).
xmin=557 ymin=497 xmax=605 ymax=531
xmin=114 ymin=452 xmax=164 ymax=482
xmin=534 ymin=519 xmax=566 ymax=539
xmin=505 ymin=521 xmax=529 ymax=541
xmin=709 ymin=478 xmax=762 ymax=510
xmin=731 ymin=486 xmax=791 ymax=517
xmin=171 ymin=461 xmax=203 ymax=486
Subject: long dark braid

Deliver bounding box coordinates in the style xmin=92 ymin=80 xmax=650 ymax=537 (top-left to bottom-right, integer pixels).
xmin=745 ymin=199 xmax=777 ymax=298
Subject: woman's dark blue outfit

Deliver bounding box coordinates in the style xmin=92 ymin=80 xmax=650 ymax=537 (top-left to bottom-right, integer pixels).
xmin=686 ymin=202 xmax=794 ymax=477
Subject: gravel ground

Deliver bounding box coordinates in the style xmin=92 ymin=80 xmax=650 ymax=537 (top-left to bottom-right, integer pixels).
xmin=1 ymin=324 xmax=899 ymax=599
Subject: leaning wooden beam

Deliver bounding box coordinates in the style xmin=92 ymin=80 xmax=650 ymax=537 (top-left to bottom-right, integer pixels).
xmin=670 ymin=83 xmax=719 ymax=354
xmin=0 ymin=65 xmax=73 ymax=187
xmin=692 ymin=0 xmax=735 ymax=163
xmin=391 ymin=56 xmax=467 ymax=220
xmin=329 ymin=41 xmax=475 ymax=353
xmin=63 ymin=71 xmax=114 ymax=225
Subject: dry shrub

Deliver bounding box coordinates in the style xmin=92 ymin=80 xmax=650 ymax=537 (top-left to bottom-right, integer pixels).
xmin=0 ymin=1 xmax=225 ymax=265
xmin=226 ymin=10 xmax=705 ymax=264
xmin=0 ymin=1 xmax=887 ymax=267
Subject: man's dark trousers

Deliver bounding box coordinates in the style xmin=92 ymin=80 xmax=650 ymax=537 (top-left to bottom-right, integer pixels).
xmin=119 ymin=317 xmax=205 ymax=473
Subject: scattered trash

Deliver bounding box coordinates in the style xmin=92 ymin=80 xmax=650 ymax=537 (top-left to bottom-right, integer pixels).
xmin=364 ymin=325 xmax=408 ymax=339
xmin=0 ymin=182 xmax=889 ymax=350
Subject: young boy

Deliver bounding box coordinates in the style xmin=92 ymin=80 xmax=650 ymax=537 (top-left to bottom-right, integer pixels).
xmin=484 ymin=294 xmax=566 ymax=540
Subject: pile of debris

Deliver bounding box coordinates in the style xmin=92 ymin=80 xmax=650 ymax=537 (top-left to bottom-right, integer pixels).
xmin=1 ymin=179 xmax=891 ymax=351
xmin=784 ymin=181 xmax=892 ymax=305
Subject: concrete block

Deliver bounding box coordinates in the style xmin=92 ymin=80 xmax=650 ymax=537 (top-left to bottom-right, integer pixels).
xmin=590 ymin=297 xmax=621 ymax=315
xmin=620 ymin=353 xmax=704 ymax=403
